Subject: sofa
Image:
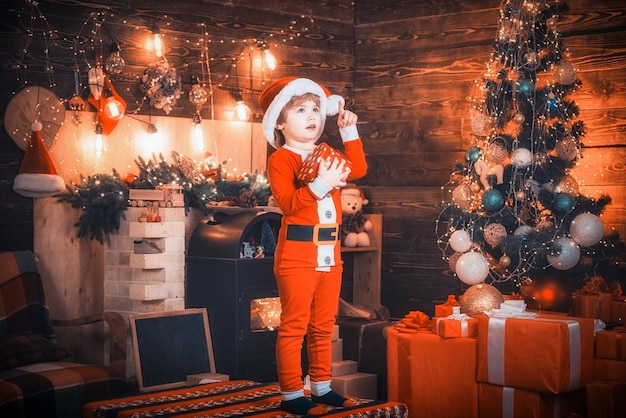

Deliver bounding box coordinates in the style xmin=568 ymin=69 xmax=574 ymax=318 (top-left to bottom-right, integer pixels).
xmin=0 ymin=251 xmax=129 ymax=417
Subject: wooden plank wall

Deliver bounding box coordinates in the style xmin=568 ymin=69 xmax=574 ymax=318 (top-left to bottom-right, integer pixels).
xmin=354 ymin=0 xmax=626 ymax=317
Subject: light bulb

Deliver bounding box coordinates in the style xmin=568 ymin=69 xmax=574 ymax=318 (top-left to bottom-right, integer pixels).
xmin=95 ymin=123 xmax=104 ymax=156
xmin=192 ymin=114 xmax=204 ymax=152
xmin=233 ymin=101 xmax=251 ymax=121
xmin=153 ymin=29 xmax=163 ymax=57
xmin=103 ymin=97 xmax=125 ymax=120
xmin=104 ymin=43 xmax=125 ymax=74
xmin=263 ymin=48 xmax=277 ymax=70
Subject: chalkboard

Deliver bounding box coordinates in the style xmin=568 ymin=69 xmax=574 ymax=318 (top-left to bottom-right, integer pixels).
xmin=130 ymin=308 xmax=216 ymax=392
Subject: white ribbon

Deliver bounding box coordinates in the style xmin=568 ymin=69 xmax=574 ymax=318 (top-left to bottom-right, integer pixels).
xmin=502 ymin=387 xmax=514 ymax=418
xmin=533 ymin=318 xmax=581 ymax=391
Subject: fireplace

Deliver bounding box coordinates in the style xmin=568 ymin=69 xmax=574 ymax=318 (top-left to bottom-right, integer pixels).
xmin=186 ymin=209 xmax=282 ymax=383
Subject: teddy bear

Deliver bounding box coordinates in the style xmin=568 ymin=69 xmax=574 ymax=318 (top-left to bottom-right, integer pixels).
xmin=340 ymin=185 xmax=373 ymax=247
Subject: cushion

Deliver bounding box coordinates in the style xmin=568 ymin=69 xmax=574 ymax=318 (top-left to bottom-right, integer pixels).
xmin=0 ymin=272 xmax=50 ymax=339
xmin=0 ymin=333 xmax=69 ymax=371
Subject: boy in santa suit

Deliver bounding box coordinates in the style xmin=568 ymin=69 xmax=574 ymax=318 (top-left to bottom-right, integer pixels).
xmin=259 ymin=77 xmax=368 ymax=415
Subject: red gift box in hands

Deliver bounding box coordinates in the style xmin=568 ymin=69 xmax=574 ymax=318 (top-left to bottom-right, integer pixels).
xmin=297 ymin=143 xmax=352 ymax=184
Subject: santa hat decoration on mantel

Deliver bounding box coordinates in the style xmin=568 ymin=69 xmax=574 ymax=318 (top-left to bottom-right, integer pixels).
xmin=259 ymin=77 xmax=345 ymax=148
xmin=13 ymin=121 xmax=66 ymax=198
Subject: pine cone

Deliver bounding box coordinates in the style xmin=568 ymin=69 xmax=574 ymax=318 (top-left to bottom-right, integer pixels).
xmin=237 ymin=190 xmax=258 ymax=208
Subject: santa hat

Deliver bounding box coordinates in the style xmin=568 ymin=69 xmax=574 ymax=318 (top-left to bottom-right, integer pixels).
xmin=13 ymin=122 xmax=66 ymax=198
xmin=259 ymin=77 xmax=344 ymax=148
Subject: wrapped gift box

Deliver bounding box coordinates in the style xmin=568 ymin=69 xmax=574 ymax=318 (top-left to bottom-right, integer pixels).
xmin=387 ymin=326 xmax=478 ymax=418
xmin=297 ymin=143 xmax=352 ymax=184
xmin=610 ymin=299 xmax=626 ymax=324
xmin=434 ymin=294 xmax=460 ymax=318
xmin=595 ymin=329 xmax=626 ymax=361
xmin=593 ymin=357 xmax=626 ymax=382
xmin=477 ymin=382 xmax=585 ymax=418
xmin=476 ymin=314 xmax=594 ymax=394
xmin=432 ymin=314 xmax=478 ymax=338
xmin=587 ymin=380 xmax=626 ymax=418
xmin=568 ymin=293 xmax=611 ymax=322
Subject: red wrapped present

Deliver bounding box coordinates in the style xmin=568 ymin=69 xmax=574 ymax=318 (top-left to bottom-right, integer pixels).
xmin=477 ymin=383 xmax=585 ymax=418
xmin=387 ymin=327 xmax=478 ymax=418
xmin=297 ymin=143 xmax=352 ymax=184
xmin=476 ymin=314 xmax=594 ymax=394
xmin=596 ymin=329 xmax=626 ymax=361
xmin=609 ymin=299 xmax=626 ymax=325
xmin=593 ymin=357 xmax=626 ymax=381
xmin=434 ymin=294 xmax=460 ymax=318
xmin=432 ymin=308 xmax=478 ymax=338
xmin=587 ymin=381 xmax=626 ymax=418
xmin=568 ymin=293 xmax=611 ymax=322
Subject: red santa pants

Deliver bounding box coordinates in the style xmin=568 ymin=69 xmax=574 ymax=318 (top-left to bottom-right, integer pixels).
xmin=275 ymin=268 xmax=342 ymax=392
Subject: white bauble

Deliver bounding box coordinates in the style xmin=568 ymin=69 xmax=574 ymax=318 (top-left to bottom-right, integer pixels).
xmin=570 ymin=213 xmax=604 ymax=247
xmin=455 ymin=251 xmax=490 ymax=285
xmin=547 ymin=237 xmax=581 ymax=270
xmin=450 ymin=229 xmax=472 ymax=253
xmin=511 ymin=148 xmax=533 ymax=168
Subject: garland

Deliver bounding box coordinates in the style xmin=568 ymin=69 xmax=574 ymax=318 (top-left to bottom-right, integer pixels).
xmin=56 ymin=152 xmax=272 ymax=244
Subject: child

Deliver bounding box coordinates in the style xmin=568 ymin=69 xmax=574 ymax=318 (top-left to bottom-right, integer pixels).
xmin=259 ymin=77 xmax=368 ymax=416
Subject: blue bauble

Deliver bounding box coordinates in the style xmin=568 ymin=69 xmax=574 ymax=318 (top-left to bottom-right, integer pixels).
xmin=552 ymin=192 xmax=576 ymax=216
xmin=465 ymin=146 xmax=482 ymax=165
xmin=482 ymin=189 xmax=505 ymax=213
xmin=516 ymin=79 xmax=534 ymax=96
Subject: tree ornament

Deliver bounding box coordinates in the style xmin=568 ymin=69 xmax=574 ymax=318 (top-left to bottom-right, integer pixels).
xmin=452 ymin=184 xmax=472 ymax=207
xmin=460 ymin=283 xmax=504 ymax=315
xmin=141 ymin=59 xmax=182 ymax=114
xmin=450 ymin=229 xmax=472 ymax=253
xmin=533 ymin=151 xmax=549 ymax=168
xmin=448 ymin=252 xmax=463 ymax=272
xmin=513 ymin=225 xmax=533 ymax=237
xmin=569 ymin=212 xmax=604 ymax=247
xmin=520 ymin=47 xmax=540 ymax=70
xmin=481 ymin=188 xmax=504 ymax=213
xmin=555 ymin=175 xmax=580 ymax=195
xmin=485 ymin=140 xmax=508 ymax=164
xmin=513 ymin=113 xmax=525 ymax=124
xmin=521 ymin=273 xmax=572 ymax=312
xmin=552 ymin=192 xmax=576 ymax=216
xmin=499 ymin=254 xmax=511 ymax=267
xmin=484 ymin=223 xmax=507 ymax=247
xmin=511 ymin=147 xmax=532 ymax=168
xmin=471 ymin=114 xmax=491 ymax=136
xmin=465 ymin=146 xmax=483 ymax=164
xmin=515 ymin=78 xmax=534 ymax=96
xmin=471 ymin=182 xmax=481 ymax=193
xmin=547 ymin=237 xmax=580 ymax=270
xmin=546 ymin=17 xmax=557 ymax=29
xmin=189 ymin=82 xmax=209 ymax=107
xmin=556 ymin=60 xmax=576 ymax=85
xmin=515 ymin=190 xmax=525 ymax=201
xmin=455 ymin=251 xmax=490 ymax=285
xmin=555 ymin=137 xmax=579 ymax=161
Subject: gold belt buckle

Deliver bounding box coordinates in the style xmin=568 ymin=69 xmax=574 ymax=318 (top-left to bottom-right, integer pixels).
xmin=312 ymin=223 xmax=339 ymax=246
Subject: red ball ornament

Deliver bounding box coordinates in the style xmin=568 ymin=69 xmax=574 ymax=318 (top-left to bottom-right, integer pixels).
xmin=123 ymin=172 xmax=138 ymax=185
xmin=520 ymin=273 xmax=572 ymax=312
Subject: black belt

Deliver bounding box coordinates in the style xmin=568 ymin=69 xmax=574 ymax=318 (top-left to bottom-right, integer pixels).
xmin=286 ymin=223 xmax=339 ymax=246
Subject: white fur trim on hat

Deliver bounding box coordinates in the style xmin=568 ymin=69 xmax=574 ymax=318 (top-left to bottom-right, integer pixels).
xmin=13 ymin=173 xmax=66 ymax=198
xmin=261 ymin=78 xmax=345 ymax=148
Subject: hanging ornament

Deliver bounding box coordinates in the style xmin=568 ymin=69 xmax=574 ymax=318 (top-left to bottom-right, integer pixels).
xmin=88 ymin=74 xmax=127 ymax=135
xmin=452 ymin=184 xmax=472 ymax=207
xmin=68 ymin=67 xmax=85 ymax=125
xmin=520 ymin=47 xmax=541 ymax=71
xmin=455 ymin=251 xmax=490 ymax=285
xmin=483 ymin=223 xmax=507 ymax=247
xmin=449 ymin=229 xmax=472 ymax=253
xmin=141 ymin=59 xmax=182 ymax=114
xmin=546 ymin=17 xmax=558 ymax=29
xmin=511 ymin=147 xmax=532 ymax=168
xmin=513 ymin=224 xmax=533 ymax=237
xmin=485 ymin=139 xmax=508 ymax=164
xmin=448 ymin=252 xmax=463 ymax=272
xmin=499 ymin=254 xmax=511 ymax=267
xmin=547 ymin=237 xmax=580 ymax=270
xmin=471 ymin=114 xmax=492 ymax=136
xmin=554 ymin=174 xmax=580 ymax=195
xmin=104 ymin=43 xmax=125 ymax=74
xmin=513 ymin=113 xmax=525 ymax=124
xmin=521 ymin=273 xmax=572 ymax=312
xmin=189 ymin=82 xmax=209 ymax=107
xmin=556 ymin=60 xmax=576 ymax=85
xmin=569 ymin=212 xmax=604 ymax=247
xmin=460 ymin=283 xmax=504 ymax=315
xmin=481 ymin=188 xmax=505 ymax=213
xmin=465 ymin=146 xmax=483 ymax=164
xmin=515 ymin=78 xmax=534 ymax=96
xmin=552 ymin=192 xmax=576 ymax=216
xmin=555 ymin=137 xmax=579 ymax=161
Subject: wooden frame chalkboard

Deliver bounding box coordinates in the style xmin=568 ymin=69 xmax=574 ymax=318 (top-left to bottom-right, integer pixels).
xmin=130 ymin=308 xmax=216 ymax=392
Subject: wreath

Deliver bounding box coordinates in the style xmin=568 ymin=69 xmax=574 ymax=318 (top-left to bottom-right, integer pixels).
xmin=141 ymin=59 xmax=182 ymax=114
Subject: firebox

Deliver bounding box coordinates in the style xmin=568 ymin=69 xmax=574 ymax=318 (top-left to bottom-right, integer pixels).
xmin=186 ymin=209 xmax=282 ymax=383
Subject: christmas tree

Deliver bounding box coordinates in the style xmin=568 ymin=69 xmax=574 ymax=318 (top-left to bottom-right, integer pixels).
xmin=437 ymin=0 xmax=623 ymax=299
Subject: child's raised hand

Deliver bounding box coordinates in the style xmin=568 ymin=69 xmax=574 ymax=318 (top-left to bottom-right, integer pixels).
xmin=318 ymin=157 xmax=351 ymax=189
xmin=337 ymin=101 xmax=357 ymax=129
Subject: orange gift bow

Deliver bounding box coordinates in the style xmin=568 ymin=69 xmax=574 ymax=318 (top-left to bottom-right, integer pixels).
xmin=610 ymin=282 xmax=624 ymax=301
xmin=395 ymin=310 xmax=431 ymax=332
xmin=577 ymin=276 xmax=610 ymax=295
